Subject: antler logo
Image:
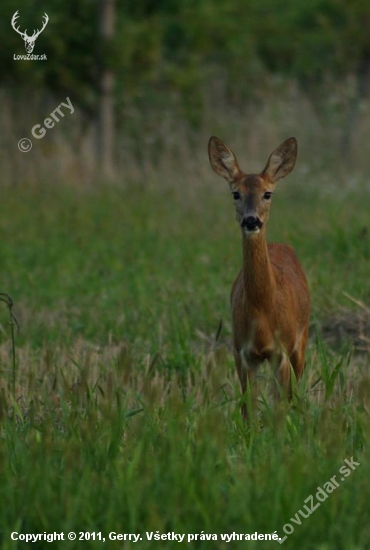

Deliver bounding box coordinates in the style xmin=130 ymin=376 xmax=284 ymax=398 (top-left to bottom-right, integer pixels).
xmin=11 ymin=10 xmax=49 ymax=54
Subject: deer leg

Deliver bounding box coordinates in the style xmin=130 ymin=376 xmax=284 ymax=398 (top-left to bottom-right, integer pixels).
xmin=274 ymin=353 xmax=292 ymax=401
xmin=234 ymin=351 xmax=247 ymax=419
xmin=290 ymin=326 xmax=309 ymax=380
xmin=235 ymin=350 xmax=255 ymax=420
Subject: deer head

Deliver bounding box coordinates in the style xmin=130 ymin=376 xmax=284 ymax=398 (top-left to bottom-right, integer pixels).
xmin=11 ymin=11 xmax=49 ymax=54
xmin=208 ymin=137 xmax=297 ymax=236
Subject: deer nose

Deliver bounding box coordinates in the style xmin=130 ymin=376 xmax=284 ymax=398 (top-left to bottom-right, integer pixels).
xmin=241 ymin=215 xmax=260 ymax=231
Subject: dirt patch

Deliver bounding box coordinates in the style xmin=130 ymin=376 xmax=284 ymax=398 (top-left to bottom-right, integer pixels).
xmin=319 ymin=297 xmax=370 ymax=353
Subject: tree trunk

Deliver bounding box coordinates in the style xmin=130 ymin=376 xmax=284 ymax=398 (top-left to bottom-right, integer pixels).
xmin=341 ymin=55 xmax=370 ymax=162
xmin=98 ymin=0 xmax=115 ymax=180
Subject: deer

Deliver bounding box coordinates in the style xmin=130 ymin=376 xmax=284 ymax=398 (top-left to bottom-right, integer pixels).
xmin=11 ymin=11 xmax=49 ymax=54
xmin=208 ymin=136 xmax=310 ymax=419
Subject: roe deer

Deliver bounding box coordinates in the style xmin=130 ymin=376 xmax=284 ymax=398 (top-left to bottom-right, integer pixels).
xmin=208 ymin=136 xmax=310 ymax=418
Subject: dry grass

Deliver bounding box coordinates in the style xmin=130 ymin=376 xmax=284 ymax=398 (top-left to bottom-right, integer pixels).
xmin=320 ymin=294 xmax=370 ymax=353
xmin=1 ymin=326 xmax=369 ymax=428
xmin=3 ymin=83 xmax=370 ymax=188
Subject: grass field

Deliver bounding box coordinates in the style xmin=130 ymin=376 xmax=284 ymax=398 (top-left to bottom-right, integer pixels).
xmin=0 ymin=165 xmax=369 ymax=549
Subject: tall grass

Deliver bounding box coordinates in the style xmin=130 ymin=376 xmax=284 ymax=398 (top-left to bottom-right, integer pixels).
xmin=0 ymin=140 xmax=369 ymax=548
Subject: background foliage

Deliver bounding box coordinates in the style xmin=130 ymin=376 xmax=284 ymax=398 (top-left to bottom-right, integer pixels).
xmin=2 ymin=0 xmax=370 ymax=155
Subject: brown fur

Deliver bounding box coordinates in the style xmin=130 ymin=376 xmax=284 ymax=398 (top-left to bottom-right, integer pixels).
xmin=208 ymin=136 xmax=310 ymax=419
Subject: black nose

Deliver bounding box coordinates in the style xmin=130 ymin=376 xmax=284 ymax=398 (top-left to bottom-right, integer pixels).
xmin=241 ymin=215 xmax=260 ymax=231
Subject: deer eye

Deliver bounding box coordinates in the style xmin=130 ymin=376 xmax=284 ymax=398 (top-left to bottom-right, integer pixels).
xmin=263 ymin=192 xmax=273 ymax=200
xmin=232 ymin=191 xmax=241 ymax=200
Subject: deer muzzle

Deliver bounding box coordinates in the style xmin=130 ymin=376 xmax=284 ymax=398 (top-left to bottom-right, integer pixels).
xmin=241 ymin=215 xmax=263 ymax=233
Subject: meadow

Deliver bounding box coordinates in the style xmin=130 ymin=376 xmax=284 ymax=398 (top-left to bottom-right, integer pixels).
xmin=0 ymin=141 xmax=369 ymax=549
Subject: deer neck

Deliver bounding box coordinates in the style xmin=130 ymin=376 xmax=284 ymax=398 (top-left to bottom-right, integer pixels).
xmin=241 ymin=229 xmax=276 ymax=308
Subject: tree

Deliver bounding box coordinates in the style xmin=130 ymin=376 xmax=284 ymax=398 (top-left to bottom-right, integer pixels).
xmin=98 ymin=0 xmax=116 ymax=180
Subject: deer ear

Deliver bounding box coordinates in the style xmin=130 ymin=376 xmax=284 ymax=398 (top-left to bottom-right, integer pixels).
xmin=263 ymin=138 xmax=297 ymax=183
xmin=208 ymin=136 xmax=241 ymax=183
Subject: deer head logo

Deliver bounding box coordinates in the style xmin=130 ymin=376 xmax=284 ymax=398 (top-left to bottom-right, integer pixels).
xmin=11 ymin=11 xmax=49 ymax=54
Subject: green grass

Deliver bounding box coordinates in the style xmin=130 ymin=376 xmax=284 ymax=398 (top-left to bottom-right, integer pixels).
xmin=0 ymin=178 xmax=369 ymax=549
